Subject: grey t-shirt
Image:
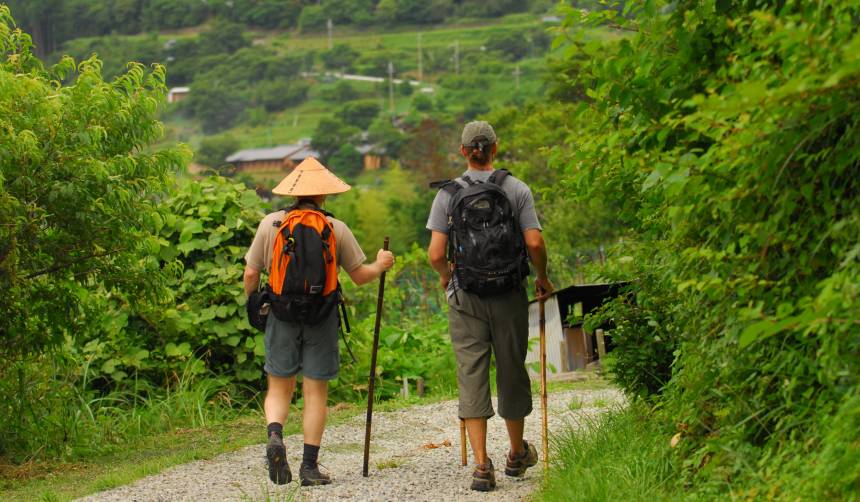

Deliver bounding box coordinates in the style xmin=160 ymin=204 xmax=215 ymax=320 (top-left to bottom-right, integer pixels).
xmin=425 ymin=168 xmax=542 ymax=234
xmin=426 ymin=168 xmax=541 ymax=295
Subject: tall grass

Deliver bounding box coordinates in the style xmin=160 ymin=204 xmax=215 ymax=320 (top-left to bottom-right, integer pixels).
xmin=539 ymin=405 xmax=675 ymax=502
xmin=0 ymin=351 xmax=258 ymax=463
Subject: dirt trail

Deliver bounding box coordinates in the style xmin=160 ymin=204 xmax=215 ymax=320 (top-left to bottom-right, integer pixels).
xmin=78 ymin=387 xmax=622 ymax=502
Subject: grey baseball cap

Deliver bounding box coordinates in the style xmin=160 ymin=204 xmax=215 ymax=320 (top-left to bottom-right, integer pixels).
xmin=461 ymin=121 xmax=497 ymax=145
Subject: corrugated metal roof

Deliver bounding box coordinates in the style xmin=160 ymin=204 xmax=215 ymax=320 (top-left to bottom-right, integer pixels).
xmin=225 ymin=144 xmax=305 ymax=163
xmin=288 ymin=147 xmax=320 ymax=161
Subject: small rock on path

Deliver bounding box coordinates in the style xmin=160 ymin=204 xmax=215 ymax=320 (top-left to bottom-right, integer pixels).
xmin=78 ymin=388 xmax=623 ymax=502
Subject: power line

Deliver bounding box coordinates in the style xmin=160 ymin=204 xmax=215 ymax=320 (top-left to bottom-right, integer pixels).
xmin=388 ymin=61 xmax=395 ymax=118
xmin=449 ymin=40 xmax=459 ymax=75
xmin=417 ymin=33 xmax=423 ymax=82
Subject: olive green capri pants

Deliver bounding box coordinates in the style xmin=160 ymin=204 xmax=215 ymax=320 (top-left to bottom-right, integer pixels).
xmin=447 ymin=287 xmax=533 ymax=420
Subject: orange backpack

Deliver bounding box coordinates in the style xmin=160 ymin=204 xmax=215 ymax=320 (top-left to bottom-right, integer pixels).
xmin=266 ymin=204 xmax=339 ymax=325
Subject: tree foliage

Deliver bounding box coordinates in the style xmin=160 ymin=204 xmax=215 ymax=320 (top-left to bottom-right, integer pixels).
xmin=311 ymin=117 xmax=361 ymax=160
xmin=0 ymin=6 xmax=187 ymax=355
xmin=320 ymin=43 xmax=360 ymax=71
xmin=527 ymin=0 xmax=860 ymax=497
xmin=336 ymin=99 xmax=381 ymax=130
xmin=196 ymin=134 xmax=241 ymax=170
xmin=5 ymin=0 xmax=539 ymax=57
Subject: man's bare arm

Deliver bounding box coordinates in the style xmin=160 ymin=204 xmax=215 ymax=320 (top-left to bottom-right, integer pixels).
xmin=243 ymin=266 xmax=261 ymax=297
xmin=347 ymin=249 xmax=395 ymax=286
xmin=524 ymin=229 xmax=554 ymax=295
xmin=428 ymin=231 xmax=451 ymax=289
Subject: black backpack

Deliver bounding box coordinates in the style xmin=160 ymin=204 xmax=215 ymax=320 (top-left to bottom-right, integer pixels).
xmin=431 ymin=169 xmax=529 ymax=295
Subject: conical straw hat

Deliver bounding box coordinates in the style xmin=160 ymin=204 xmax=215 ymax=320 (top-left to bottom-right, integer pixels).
xmin=272 ymin=157 xmax=352 ymax=196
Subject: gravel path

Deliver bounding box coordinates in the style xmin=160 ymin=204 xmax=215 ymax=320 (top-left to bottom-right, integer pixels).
xmin=78 ymin=387 xmax=623 ymax=502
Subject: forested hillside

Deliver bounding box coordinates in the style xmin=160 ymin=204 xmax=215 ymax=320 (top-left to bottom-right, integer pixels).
xmin=8 ymin=0 xmax=557 ymax=56
xmin=2 ymin=0 xmax=858 ymax=500
xmin=13 ymin=2 xmax=575 ymax=187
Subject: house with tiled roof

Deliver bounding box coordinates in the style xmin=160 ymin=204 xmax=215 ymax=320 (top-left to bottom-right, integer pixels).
xmin=225 ymin=140 xmax=320 ymax=173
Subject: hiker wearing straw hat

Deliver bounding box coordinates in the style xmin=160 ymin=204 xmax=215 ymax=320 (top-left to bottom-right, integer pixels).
xmin=427 ymin=121 xmax=553 ymax=492
xmin=243 ymin=157 xmax=394 ymax=487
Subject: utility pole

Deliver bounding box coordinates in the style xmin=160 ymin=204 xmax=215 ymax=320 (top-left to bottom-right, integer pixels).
xmin=417 ymin=33 xmax=423 ymax=82
xmin=513 ymin=64 xmax=521 ymax=91
xmin=327 ymin=19 xmax=333 ymax=50
xmin=388 ymin=61 xmax=395 ymax=118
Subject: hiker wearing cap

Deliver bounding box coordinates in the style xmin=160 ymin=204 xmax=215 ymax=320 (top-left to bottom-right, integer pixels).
xmin=427 ymin=121 xmax=553 ymax=492
xmin=243 ymin=158 xmax=395 ymax=486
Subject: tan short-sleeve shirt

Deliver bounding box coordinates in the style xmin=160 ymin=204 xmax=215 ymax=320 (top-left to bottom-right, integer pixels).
xmin=245 ymin=211 xmax=367 ymax=274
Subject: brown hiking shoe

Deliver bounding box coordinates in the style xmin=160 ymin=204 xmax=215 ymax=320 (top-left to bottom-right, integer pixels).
xmin=266 ymin=435 xmax=291 ymax=485
xmin=505 ymin=440 xmax=538 ymax=477
xmin=300 ymin=463 xmax=332 ymax=486
xmin=470 ymin=459 xmax=496 ymax=492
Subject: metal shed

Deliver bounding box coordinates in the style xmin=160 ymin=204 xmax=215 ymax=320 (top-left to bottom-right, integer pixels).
xmin=526 ymin=282 xmax=630 ymax=377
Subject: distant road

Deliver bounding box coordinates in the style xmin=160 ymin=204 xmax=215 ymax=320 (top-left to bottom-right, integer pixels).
xmin=302 ymin=72 xmax=432 ymax=90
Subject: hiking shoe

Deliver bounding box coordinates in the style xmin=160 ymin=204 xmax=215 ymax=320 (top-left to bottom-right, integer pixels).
xmin=505 ymin=440 xmax=538 ymax=477
xmin=300 ymin=463 xmax=332 ymax=486
xmin=470 ymin=459 xmax=496 ymax=492
xmin=266 ymin=435 xmax=291 ymax=485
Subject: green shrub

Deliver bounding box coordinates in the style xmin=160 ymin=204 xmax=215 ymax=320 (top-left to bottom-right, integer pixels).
xmin=398 ymin=80 xmax=414 ymax=96
xmin=532 ymin=1 xmax=860 ymax=498
xmin=298 ymin=5 xmax=327 ymax=32
xmin=0 ymin=7 xmax=186 ymax=356
xmin=320 ymin=80 xmax=360 ymax=103
xmin=187 ymin=80 xmax=248 ymax=133
xmin=311 ymin=117 xmax=361 ymax=159
xmin=585 ymin=261 xmax=681 ymax=400
xmin=328 ymin=144 xmax=364 ymax=179
xmin=321 ymin=43 xmax=360 ymax=71
xmin=255 ymin=80 xmax=310 ymax=112
xmin=412 ymin=93 xmax=433 ymax=112
xmin=196 ymin=134 xmax=241 ymax=171
xmin=484 ymin=31 xmax=531 ymax=61
xmin=367 ymin=115 xmax=405 ymax=158
xmin=198 ymin=18 xmax=250 ymax=56
xmin=336 ymin=99 xmax=381 ymax=130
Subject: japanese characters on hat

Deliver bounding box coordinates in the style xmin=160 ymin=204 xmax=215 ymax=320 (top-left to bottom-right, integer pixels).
xmin=272 ymin=157 xmax=352 ymax=196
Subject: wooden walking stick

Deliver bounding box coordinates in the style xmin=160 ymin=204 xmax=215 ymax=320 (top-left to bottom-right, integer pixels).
xmin=459 ymin=418 xmax=467 ymax=466
xmin=362 ymin=237 xmax=390 ymax=477
xmin=539 ymin=294 xmax=549 ymax=470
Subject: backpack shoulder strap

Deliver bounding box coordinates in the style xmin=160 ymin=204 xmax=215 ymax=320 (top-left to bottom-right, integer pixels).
xmin=488 ymin=169 xmax=513 ymax=186
xmin=282 ymin=202 xmax=335 ymax=219
xmin=429 ymin=179 xmax=462 ymax=196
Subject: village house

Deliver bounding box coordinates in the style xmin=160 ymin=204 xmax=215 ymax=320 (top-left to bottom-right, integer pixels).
xmin=226 ymin=138 xmax=386 ymax=173
xmin=225 ymin=140 xmax=320 ymax=173
xmin=356 ymin=144 xmax=385 ymax=170
xmin=167 ymin=87 xmax=190 ymax=103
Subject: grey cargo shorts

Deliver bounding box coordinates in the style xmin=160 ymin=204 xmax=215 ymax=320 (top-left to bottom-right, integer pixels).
xmin=264 ymin=308 xmax=340 ymax=381
xmin=447 ymin=287 xmax=533 ymax=420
